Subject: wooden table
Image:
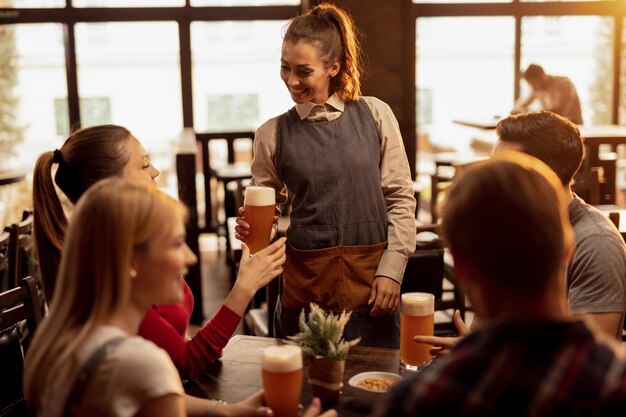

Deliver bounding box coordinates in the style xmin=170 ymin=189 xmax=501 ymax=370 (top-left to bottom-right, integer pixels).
xmin=184 ymin=335 xmax=401 ymax=416
xmin=0 ymin=170 xmax=25 ymax=186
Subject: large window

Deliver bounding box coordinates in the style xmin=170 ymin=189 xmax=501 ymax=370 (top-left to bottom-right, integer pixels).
xmin=75 ymin=21 xmax=182 ymax=179
xmin=0 ymin=1 xmax=298 ymax=186
xmin=10 ymin=23 xmax=67 ymax=170
xmin=415 ymin=1 xmax=626 ymax=149
xmin=191 ymin=20 xmax=291 ymax=133
xmin=521 ymin=16 xmax=613 ymax=124
xmin=416 ymin=17 xmax=514 ymax=150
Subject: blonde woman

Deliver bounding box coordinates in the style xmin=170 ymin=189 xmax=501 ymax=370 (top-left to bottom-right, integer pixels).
xmin=24 ymin=179 xmax=290 ymax=417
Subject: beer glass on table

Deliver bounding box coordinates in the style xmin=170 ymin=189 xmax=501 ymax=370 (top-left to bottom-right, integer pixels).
xmin=400 ymin=292 xmax=435 ymax=372
xmin=244 ymin=186 xmax=275 ymax=254
xmin=261 ymin=345 xmax=303 ymax=417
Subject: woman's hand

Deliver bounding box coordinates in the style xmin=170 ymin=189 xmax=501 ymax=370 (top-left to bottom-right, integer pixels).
xmin=235 ymin=207 xmax=280 ymax=242
xmin=413 ymin=309 xmax=469 ymax=359
xmin=224 ymin=237 xmax=287 ymax=316
xmin=237 ymin=237 xmax=287 ymax=294
xmin=214 ymin=391 xmax=273 ymax=417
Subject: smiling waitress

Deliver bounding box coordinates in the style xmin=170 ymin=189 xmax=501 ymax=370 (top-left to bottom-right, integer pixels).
xmin=236 ymin=2 xmax=416 ymax=348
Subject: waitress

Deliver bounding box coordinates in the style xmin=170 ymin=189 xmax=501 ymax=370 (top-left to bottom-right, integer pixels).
xmin=236 ymin=3 xmax=415 ymax=348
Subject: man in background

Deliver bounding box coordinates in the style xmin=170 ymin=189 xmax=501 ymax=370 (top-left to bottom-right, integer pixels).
xmin=513 ymin=64 xmax=583 ymax=124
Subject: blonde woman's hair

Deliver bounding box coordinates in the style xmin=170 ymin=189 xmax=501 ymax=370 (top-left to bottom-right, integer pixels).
xmin=284 ymin=2 xmax=363 ymax=101
xmin=24 ymin=178 xmax=187 ymax=410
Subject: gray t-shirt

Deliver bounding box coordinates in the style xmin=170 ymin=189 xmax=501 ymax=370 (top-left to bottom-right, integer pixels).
xmin=567 ymin=195 xmax=626 ymax=339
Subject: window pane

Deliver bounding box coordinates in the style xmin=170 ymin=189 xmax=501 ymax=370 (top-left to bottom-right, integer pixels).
xmin=191 ymin=0 xmax=299 ymax=5
xmin=416 ymin=17 xmax=514 ymax=151
xmin=522 ymin=0 xmax=600 ymax=2
xmin=73 ymin=0 xmax=184 ymax=7
xmin=4 ymin=23 xmax=67 ymax=172
xmin=6 ymin=0 xmax=65 ymax=7
xmin=617 ymin=18 xmax=626 ymax=123
xmin=75 ymin=22 xmax=182 ymax=183
xmin=191 ymin=20 xmax=291 ymax=133
xmin=521 ymin=16 xmax=612 ymax=125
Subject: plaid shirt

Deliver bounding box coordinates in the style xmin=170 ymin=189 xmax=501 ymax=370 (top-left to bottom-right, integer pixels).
xmin=372 ymin=319 xmax=626 ymax=417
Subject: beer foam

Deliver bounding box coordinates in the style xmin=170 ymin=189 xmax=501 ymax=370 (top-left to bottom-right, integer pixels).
xmin=402 ymin=292 xmax=435 ymax=316
xmin=262 ymin=345 xmax=302 ymax=373
xmin=244 ymin=186 xmax=275 ymax=206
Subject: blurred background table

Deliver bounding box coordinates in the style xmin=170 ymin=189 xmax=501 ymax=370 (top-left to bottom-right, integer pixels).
xmin=184 ymin=335 xmax=401 ymax=417
xmin=469 ymin=125 xmax=626 ymax=205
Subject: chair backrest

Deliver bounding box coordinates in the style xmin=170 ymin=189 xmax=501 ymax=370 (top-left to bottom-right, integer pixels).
xmin=401 ymin=233 xmax=445 ymax=300
xmin=7 ymin=211 xmax=37 ymax=291
xmin=0 ymin=231 xmax=10 ymax=293
xmin=572 ymin=167 xmax=602 ymax=205
xmin=195 ymin=132 xmax=255 ymax=234
xmin=0 ymin=276 xmax=43 ymax=417
xmin=402 ymin=224 xmax=466 ymax=336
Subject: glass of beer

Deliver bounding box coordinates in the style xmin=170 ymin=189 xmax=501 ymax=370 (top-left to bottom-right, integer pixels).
xmin=400 ymin=292 xmax=435 ymax=372
xmin=261 ymin=344 xmax=303 ymax=417
xmin=244 ymin=186 xmax=275 ymax=254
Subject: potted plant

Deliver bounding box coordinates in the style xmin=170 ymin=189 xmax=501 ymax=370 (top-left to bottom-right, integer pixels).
xmin=289 ymin=303 xmax=361 ymax=405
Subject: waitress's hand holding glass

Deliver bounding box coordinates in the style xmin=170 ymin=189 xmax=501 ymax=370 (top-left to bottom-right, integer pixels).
xmin=235 ymin=186 xmax=277 ymax=254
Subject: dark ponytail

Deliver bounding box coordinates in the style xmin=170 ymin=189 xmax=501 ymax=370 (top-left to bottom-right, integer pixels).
xmin=32 ymin=124 xmax=131 ymax=300
xmin=32 ymin=151 xmax=68 ymax=301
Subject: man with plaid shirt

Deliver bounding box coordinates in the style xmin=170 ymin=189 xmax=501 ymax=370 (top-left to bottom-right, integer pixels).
xmin=373 ymin=151 xmax=626 ymax=417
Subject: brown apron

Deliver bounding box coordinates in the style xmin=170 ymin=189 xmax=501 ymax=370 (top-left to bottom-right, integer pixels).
xmin=281 ymin=241 xmax=387 ymax=312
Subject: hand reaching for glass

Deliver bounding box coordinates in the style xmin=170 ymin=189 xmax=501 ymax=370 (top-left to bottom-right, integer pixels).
xmin=413 ymin=309 xmax=469 ymax=359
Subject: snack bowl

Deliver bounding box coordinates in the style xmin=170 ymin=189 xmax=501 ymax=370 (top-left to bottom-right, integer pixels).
xmin=347 ymin=371 xmax=402 ymax=408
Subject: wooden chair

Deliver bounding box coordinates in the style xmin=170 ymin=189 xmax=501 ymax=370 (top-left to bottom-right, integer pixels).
xmin=0 ymin=276 xmax=43 ymax=417
xmin=572 ymin=167 xmax=602 ymax=205
xmin=402 ymin=224 xmax=466 ymax=336
xmin=6 ymin=211 xmax=38 ymax=292
xmin=196 ymin=132 xmax=255 ymax=235
xmin=0 ymin=231 xmax=10 ymax=293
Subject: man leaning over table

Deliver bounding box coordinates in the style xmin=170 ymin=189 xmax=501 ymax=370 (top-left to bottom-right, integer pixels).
xmin=372 ymin=151 xmax=626 ymax=417
xmin=512 ymin=64 xmax=583 ymax=125
xmin=422 ymin=111 xmax=626 ymax=354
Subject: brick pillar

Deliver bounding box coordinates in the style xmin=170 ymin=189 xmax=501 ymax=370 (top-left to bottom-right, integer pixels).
xmin=310 ymin=0 xmax=416 ymax=178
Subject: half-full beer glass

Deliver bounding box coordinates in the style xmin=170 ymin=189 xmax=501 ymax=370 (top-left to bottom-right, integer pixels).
xmin=261 ymin=345 xmax=303 ymax=417
xmin=400 ymin=292 xmax=435 ymax=372
xmin=244 ymin=186 xmax=275 ymax=254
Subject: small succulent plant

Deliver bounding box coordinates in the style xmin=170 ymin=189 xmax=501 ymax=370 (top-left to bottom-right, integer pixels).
xmin=288 ymin=303 xmax=361 ymax=361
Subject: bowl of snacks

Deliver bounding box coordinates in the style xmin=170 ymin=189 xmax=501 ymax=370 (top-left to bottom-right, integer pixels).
xmin=347 ymin=371 xmax=402 ymax=408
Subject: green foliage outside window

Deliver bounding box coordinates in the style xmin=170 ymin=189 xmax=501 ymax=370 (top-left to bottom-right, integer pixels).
xmin=0 ymin=20 xmax=24 ymax=161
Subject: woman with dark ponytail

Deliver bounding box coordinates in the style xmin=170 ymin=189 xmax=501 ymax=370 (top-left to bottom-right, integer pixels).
xmin=32 ymin=124 xmax=287 ymax=382
xmin=33 ymin=125 xmax=136 ymax=301
xmin=236 ymin=3 xmax=416 ymax=348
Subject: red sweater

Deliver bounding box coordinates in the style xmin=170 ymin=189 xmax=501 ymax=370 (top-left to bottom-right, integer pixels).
xmin=138 ymin=281 xmax=241 ymax=380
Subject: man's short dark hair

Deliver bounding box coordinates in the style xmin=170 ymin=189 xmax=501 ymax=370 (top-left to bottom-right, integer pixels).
xmin=495 ymin=111 xmax=584 ymax=186
xmin=523 ymin=64 xmax=546 ymax=81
